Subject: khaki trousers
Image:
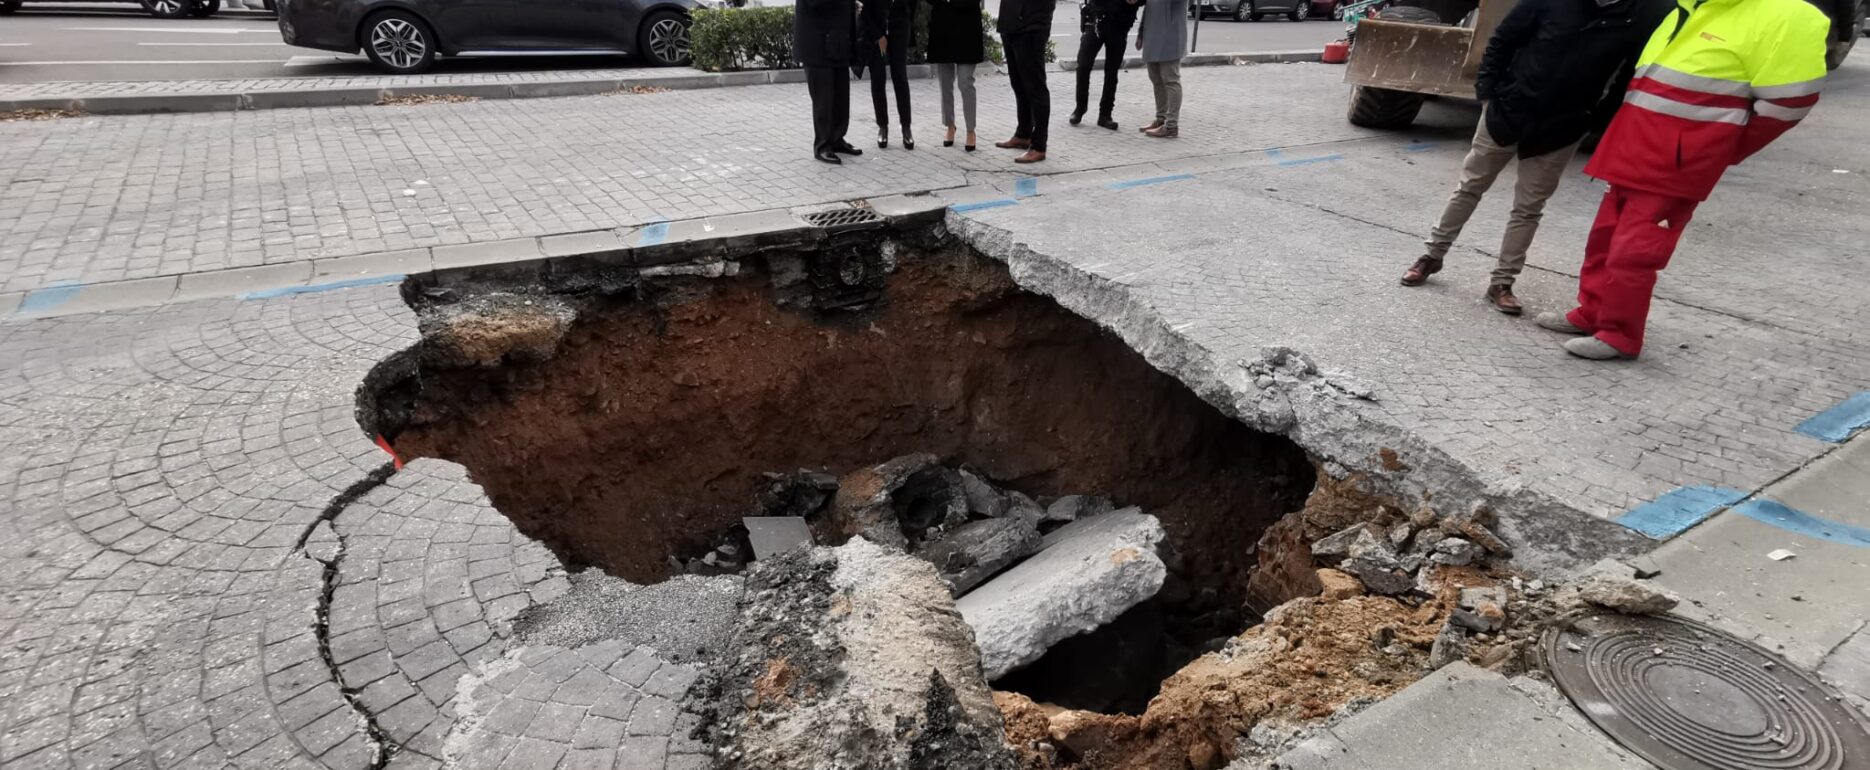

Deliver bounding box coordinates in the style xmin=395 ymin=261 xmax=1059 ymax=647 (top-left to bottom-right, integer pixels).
xmin=1424 ymin=115 xmax=1579 ymax=287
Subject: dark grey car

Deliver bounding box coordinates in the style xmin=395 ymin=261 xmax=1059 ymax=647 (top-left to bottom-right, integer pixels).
xmin=277 ymin=0 xmax=696 ymax=74
xmin=1191 ymin=0 xmax=1330 ymax=21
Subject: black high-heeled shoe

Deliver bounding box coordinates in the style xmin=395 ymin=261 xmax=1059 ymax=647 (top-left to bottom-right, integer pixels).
xmin=902 ymin=125 xmax=914 ymax=151
xmin=877 ymin=125 xmax=888 ymax=149
xmin=943 ymin=125 xmax=955 ymax=148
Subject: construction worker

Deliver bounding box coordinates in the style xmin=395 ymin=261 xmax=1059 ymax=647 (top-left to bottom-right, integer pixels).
xmin=1401 ymin=0 xmax=1673 ymax=315
xmin=1536 ymin=0 xmax=1829 ymax=359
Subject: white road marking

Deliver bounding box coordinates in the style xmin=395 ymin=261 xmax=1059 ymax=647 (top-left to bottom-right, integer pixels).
xmin=283 ymin=55 xmax=367 ymax=66
xmin=0 ymin=43 xmax=32 ymax=47
xmin=62 ymin=26 xmax=244 ymax=34
xmin=138 ymin=42 xmax=286 ymax=46
xmin=0 ymin=59 xmax=284 ymax=66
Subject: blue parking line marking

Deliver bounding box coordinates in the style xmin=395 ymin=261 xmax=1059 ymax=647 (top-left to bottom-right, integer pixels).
xmin=1615 ymin=485 xmax=1748 ymax=538
xmin=1734 ymin=499 xmax=1870 ymax=547
xmin=18 ymin=281 xmax=83 ymax=314
xmin=949 ymin=198 xmax=1020 ymax=213
xmin=240 ymin=274 xmax=404 ymax=300
xmin=1015 ymin=178 xmax=1039 ymax=198
xmin=1405 ymin=141 xmax=1439 ymax=153
xmin=1265 ymin=147 xmax=1345 ymax=167
xmin=1795 ymin=391 xmax=1870 ymax=443
xmin=1106 ymin=174 xmax=1196 ymax=191
xmin=634 ymin=220 xmax=671 ymax=247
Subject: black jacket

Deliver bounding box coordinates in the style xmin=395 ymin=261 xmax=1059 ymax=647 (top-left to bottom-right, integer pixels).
xmin=927 ymin=0 xmax=987 ymax=63
xmin=1080 ymin=0 xmax=1138 ymax=32
xmin=795 ymin=0 xmax=859 ymax=66
xmin=997 ymin=0 xmax=1057 ymax=36
xmin=1476 ymin=0 xmax=1674 ymax=158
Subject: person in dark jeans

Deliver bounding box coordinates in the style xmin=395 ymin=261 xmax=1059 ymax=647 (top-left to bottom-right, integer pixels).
xmin=1071 ymin=0 xmax=1138 ymax=130
xmin=859 ymin=0 xmax=917 ymax=149
xmin=795 ymin=0 xmax=863 ymax=163
xmin=995 ymin=0 xmax=1056 ymax=163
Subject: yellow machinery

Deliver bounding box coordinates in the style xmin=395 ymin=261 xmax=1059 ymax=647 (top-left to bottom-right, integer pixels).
xmin=1342 ymin=0 xmax=1517 ymax=128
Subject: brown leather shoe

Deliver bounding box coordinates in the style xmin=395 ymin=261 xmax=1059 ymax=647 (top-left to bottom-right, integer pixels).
xmin=1399 ymin=256 xmax=1442 ymax=286
xmin=995 ymin=137 xmax=1031 ymax=150
xmin=1144 ymin=125 xmax=1178 ymax=138
xmin=1013 ymin=150 xmax=1046 ymax=164
xmin=1139 ymin=120 xmax=1162 ymax=133
xmin=1485 ymin=284 xmax=1523 ymax=315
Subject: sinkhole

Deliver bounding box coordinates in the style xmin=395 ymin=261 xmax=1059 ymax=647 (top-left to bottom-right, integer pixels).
xmin=360 ymin=225 xmax=1320 ymax=714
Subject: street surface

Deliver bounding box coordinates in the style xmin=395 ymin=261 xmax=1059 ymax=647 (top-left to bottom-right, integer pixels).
xmin=0 ymin=1 xmax=1341 ymax=83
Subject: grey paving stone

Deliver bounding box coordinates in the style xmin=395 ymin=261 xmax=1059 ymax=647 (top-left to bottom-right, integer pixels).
xmin=432 ymin=239 xmax=546 ymax=271
xmin=312 ymin=248 xmax=434 ymax=282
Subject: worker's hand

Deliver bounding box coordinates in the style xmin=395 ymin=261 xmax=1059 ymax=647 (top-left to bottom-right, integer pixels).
xmin=879 ymin=35 xmax=888 ymax=53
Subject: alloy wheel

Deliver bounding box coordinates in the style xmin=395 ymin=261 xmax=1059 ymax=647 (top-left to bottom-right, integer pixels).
xmin=149 ymin=0 xmax=183 ymax=14
xmin=647 ymin=17 xmax=689 ymax=64
xmin=370 ymin=18 xmax=427 ymax=71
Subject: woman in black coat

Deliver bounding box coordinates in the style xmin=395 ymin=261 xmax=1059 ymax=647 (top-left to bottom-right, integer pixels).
xmin=858 ymin=0 xmax=918 ymax=148
xmin=925 ymin=0 xmax=985 ymax=151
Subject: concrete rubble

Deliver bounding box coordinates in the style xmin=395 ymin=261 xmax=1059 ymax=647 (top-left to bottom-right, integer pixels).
xmin=688 ymin=538 xmax=1019 ymax=770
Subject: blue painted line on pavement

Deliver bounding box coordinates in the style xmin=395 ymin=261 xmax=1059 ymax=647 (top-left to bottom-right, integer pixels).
xmin=949 ymin=199 xmax=1020 ymax=213
xmin=1733 ymin=498 xmax=1870 ymax=547
xmin=1795 ymin=391 xmax=1870 ymax=443
xmin=1265 ymin=147 xmax=1344 ymax=167
xmin=1015 ymin=178 xmax=1039 ymax=198
xmin=1405 ymin=141 xmax=1439 ymax=153
xmin=240 ymin=274 xmax=404 ymax=300
xmin=635 ymin=220 xmax=671 ymax=247
xmin=1615 ymin=485 xmax=1748 ymax=539
xmin=1106 ymin=174 xmax=1196 ymax=190
xmin=18 ymin=280 xmax=83 ymax=314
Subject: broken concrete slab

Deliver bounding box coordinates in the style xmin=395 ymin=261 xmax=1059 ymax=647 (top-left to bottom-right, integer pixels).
xmin=917 ymin=517 xmax=1043 ymax=595
xmin=957 ymin=508 xmax=1167 ymax=679
xmin=827 ymin=453 xmax=940 ymax=548
xmin=511 ymin=572 xmax=743 ymax=665
xmin=958 ymin=468 xmax=1010 ymax=519
xmin=1578 ymin=576 xmax=1679 ymax=615
xmin=691 ymin=538 xmax=1018 ymax=770
xmin=1044 ymin=494 xmax=1114 ymax=524
xmin=744 ymin=516 xmax=814 ymax=560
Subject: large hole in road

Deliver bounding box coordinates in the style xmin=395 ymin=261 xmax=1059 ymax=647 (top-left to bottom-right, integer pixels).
xmin=365 ymin=227 xmax=1318 ymax=714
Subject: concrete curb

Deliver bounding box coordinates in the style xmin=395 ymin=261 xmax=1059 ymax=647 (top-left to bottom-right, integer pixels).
xmin=1 ymin=53 xmax=1321 ymax=117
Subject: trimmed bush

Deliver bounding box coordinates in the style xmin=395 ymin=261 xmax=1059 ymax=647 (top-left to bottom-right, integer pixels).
xmin=691 ymin=6 xmax=1015 ymax=71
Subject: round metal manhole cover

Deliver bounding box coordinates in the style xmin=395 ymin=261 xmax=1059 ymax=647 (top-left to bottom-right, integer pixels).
xmin=1543 ymin=613 xmax=1870 ymax=770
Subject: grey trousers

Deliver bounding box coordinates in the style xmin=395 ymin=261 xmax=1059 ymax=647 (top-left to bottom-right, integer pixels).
xmin=936 ymin=63 xmax=977 ymax=131
xmin=1424 ymin=114 xmax=1579 ymax=286
xmin=1147 ymin=60 xmax=1182 ymax=128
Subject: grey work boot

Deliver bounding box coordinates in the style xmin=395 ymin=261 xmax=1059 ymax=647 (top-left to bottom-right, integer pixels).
xmin=1564 ymin=336 xmax=1635 ymax=360
xmin=1535 ymin=311 xmax=1587 ymax=335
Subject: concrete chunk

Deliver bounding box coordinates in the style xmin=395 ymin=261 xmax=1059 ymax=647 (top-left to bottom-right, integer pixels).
xmin=957 ymin=508 xmax=1166 ymax=679
xmin=916 ymin=517 xmax=1042 ymax=595
xmin=743 ymin=517 xmax=813 ymax=561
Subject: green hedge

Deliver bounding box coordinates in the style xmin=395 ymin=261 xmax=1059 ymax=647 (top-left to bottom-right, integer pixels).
xmin=693 ymin=6 xmax=1045 ymax=72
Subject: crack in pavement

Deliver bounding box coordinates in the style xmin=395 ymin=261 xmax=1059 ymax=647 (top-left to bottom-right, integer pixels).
xmin=299 ymin=461 xmax=400 ymax=769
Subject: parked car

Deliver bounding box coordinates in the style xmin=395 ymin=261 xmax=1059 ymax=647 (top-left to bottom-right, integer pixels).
xmin=275 ymin=0 xmax=697 ymax=74
xmin=1192 ymin=0 xmax=1332 ymax=21
xmin=0 ymin=0 xmax=221 ymax=17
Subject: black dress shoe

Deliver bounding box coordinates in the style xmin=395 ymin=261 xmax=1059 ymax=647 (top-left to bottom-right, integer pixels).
xmin=816 ymin=150 xmax=843 ymax=164
xmin=1097 ymin=116 xmax=1119 ymax=130
xmin=1069 ymin=108 xmax=1085 ymax=125
xmin=833 ymin=143 xmax=863 ymax=156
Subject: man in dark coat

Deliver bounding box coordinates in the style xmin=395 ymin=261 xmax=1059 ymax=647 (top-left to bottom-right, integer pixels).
xmin=1399 ymin=0 xmax=1672 ymax=314
xmin=796 ymin=0 xmax=864 ymax=163
xmin=994 ymin=0 xmax=1057 ymax=163
xmin=1070 ymin=0 xmax=1139 ymax=130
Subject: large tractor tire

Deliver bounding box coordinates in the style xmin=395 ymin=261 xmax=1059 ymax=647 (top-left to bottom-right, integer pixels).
xmin=1827 ymin=0 xmax=1864 ymax=69
xmin=1348 ymin=85 xmax=1426 ymax=128
xmin=1375 ymin=5 xmax=1445 ymax=23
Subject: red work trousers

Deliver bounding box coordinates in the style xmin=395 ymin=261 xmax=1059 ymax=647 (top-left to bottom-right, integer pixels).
xmin=1564 ymin=186 xmax=1700 ymax=356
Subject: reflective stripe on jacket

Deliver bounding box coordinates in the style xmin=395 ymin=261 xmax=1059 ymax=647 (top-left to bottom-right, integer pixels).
xmin=1583 ymin=0 xmax=1828 ymax=201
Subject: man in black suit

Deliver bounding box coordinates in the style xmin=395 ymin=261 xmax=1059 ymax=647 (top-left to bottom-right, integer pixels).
xmin=796 ymin=0 xmax=864 ymax=163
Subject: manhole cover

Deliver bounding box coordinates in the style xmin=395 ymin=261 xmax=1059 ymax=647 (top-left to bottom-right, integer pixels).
xmin=1543 ymin=613 xmax=1870 ymax=770
xmin=800 ymin=207 xmax=885 ymax=232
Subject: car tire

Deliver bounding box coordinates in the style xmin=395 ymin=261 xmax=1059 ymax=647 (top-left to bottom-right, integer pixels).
xmin=1288 ymin=0 xmax=1308 ymax=20
xmin=1233 ymin=0 xmax=1252 ymax=20
xmin=187 ymin=0 xmax=220 ymax=17
xmin=638 ymin=9 xmax=691 ymax=67
xmin=0 ymin=1 xmax=19 ymax=15
xmin=143 ymin=0 xmax=190 ymax=18
xmin=1347 ymin=84 xmax=1425 ymax=128
xmin=361 ymin=10 xmax=438 ymax=75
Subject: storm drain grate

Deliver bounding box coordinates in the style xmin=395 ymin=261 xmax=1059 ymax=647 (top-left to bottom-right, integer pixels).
xmin=1543 ymin=613 xmax=1870 ymax=770
xmin=800 ymin=207 xmax=885 ymax=232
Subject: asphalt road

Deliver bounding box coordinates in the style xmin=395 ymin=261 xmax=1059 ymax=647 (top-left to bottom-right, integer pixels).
xmin=0 ymin=1 xmax=1345 ymax=83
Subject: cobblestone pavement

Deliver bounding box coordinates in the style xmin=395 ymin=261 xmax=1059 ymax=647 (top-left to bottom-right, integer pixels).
xmin=0 ymin=68 xmax=716 ymax=100
xmin=0 ymin=64 xmax=1364 ymax=294
xmin=0 ymin=59 xmax=1866 ymax=770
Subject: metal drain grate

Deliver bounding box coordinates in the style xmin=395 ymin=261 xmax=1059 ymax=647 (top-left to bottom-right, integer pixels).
xmin=800 ymin=207 xmax=885 ymax=231
xmin=1543 ymin=613 xmax=1870 ymax=770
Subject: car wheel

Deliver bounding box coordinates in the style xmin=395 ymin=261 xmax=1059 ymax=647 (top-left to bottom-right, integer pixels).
xmin=1288 ymin=0 xmax=1309 ymax=20
xmin=1347 ymin=84 xmax=1424 ymax=128
xmin=187 ymin=0 xmax=220 ymax=17
xmin=144 ymin=0 xmax=190 ymax=18
xmin=362 ymin=11 xmax=437 ymax=75
xmin=638 ymin=9 xmax=691 ymax=67
xmin=1331 ymin=2 xmax=1345 ymax=19
xmin=1233 ymin=0 xmax=1252 ymax=20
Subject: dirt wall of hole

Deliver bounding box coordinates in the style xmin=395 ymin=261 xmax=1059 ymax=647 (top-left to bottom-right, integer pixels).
xmin=388 ymin=243 xmax=1315 ymax=609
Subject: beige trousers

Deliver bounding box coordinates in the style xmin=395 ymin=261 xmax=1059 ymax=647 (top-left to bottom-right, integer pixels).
xmin=1424 ymin=114 xmax=1579 ymax=287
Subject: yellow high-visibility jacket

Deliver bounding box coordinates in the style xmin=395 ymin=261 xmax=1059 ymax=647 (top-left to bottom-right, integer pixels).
xmin=1584 ymin=0 xmax=1829 ymax=201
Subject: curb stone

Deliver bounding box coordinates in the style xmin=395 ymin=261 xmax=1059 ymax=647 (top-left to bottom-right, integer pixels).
xmin=1 ymin=54 xmax=1316 ymax=117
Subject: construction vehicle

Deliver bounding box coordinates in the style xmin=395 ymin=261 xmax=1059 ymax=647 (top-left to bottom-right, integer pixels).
xmin=1340 ymin=0 xmax=1865 ymax=131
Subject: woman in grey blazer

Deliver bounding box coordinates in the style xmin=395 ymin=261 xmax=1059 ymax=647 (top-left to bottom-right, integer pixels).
xmin=1134 ymin=0 xmax=1187 ymax=137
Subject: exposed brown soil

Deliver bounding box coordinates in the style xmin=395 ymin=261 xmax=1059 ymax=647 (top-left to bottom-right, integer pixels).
xmin=392 ymin=245 xmax=1315 ymax=603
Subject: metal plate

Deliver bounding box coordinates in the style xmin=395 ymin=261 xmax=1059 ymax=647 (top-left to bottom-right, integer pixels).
xmin=1543 ymin=613 xmax=1870 ymax=770
xmin=800 ymin=207 xmax=885 ymax=232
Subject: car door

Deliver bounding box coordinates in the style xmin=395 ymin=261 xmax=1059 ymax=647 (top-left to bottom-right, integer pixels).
xmin=510 ymin=0 xmax=631 ymax=48
xmin=427 ymin=0 xmax=509 ymax=49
